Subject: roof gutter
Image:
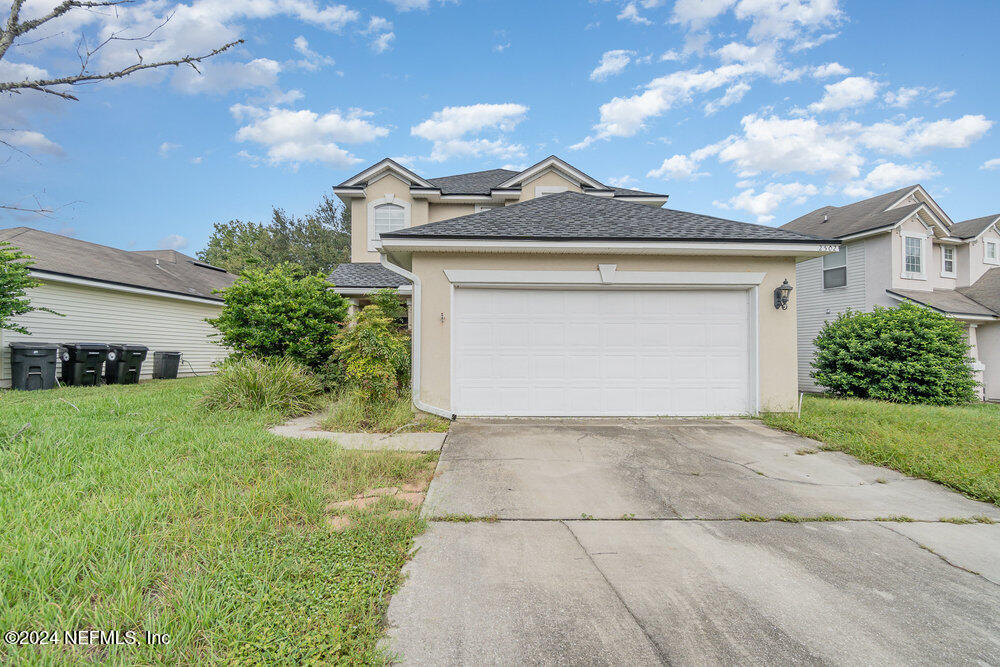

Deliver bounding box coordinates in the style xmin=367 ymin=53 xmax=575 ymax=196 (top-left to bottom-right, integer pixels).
xmin=378 ymin=254 xmax=455 ymax=420
xmin=29 ymin=269 xmax=225 ymax=305
xmin=378 ymin=238 xmax=838 ymax=258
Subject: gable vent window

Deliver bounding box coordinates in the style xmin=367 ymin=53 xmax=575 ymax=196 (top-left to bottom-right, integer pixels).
xmin=942 ymin=245 xmax=956 ymax=277
xmin=374 ymin=203 xmax=406 ymax=238
xmin=822 ymin=246 xmax=847 ymax=289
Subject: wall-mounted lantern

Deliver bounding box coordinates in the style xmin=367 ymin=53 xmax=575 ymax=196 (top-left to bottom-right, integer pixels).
xmin=773 ymin=279 xmax=793 ymax=310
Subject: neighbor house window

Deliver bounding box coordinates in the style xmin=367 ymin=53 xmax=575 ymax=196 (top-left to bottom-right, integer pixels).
xmin=903 ymin=235 xmax=924 ymax=278
xmin=942 ymin=245 xmax=956 ymax=277
xmin=986 ymin=240 xmax=999 ymax=264
xmin=822 ymin=246 xmax=847 ymax=289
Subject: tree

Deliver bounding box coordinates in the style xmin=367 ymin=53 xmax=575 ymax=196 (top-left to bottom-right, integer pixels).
xmin=207 ymin=264 xmax=349 ymax=371
xmin=0 ymin=241 xmax=60 ymax=334
xmin=198 ymin=192 xmax=351 ymax=275
xmin=811 ymin=302 xmax=977 ymax=405
xmin=333 ymin=305 xmax=410 ymax=402
xmin=0 ymin=0 xmax=240 ymax=214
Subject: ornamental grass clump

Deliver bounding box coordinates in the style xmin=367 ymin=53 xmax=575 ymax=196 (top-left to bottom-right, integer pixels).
xmin=201 ymin=356 xmax=324 ymax=416
xmin=811 ymin=302 xmax=977 ymax=405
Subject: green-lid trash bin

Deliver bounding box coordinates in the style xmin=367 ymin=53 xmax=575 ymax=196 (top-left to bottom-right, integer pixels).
xmin=8 ymin=342 xmax=59 ymax=391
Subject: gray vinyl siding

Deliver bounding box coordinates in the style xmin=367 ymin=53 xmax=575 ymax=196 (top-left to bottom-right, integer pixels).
xmin=1 ymin=280 xmax=228 ymax=387
xmin=795 ymin=241 xmax=868 ymax=392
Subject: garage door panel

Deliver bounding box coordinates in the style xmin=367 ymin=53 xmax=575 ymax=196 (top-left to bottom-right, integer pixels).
xmin=453 ymin=288 xmax=752 ymax=416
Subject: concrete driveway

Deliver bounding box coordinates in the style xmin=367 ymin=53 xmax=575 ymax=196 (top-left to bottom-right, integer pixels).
xmin=386 ymin=419 xmax=1000 ymax=665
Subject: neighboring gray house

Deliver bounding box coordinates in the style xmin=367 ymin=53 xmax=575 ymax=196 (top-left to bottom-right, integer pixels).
xmin=0 ymin=227 xmax=236 ymax=387
xmin=781 ymin=185 xmax=1000 ymax=400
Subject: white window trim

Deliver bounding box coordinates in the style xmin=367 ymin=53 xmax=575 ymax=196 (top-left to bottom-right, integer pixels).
xmin=822 ymin=246 xmax=848 ymax=290
xmin=900 ymin=232 xmax=927 ymax=280
xmin=940 ymin=245 xmax=957 ymax=278
xmin=367 ymin=194 xmax=410 ymax=252
xmin=534 ymin=185 xmax=568 ymax=198
xmin=985 ymin=239 xmax=1000 ymax=266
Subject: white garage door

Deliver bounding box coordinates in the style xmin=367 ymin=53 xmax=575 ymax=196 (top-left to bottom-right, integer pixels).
xmin=452 ymin=288 xmax=753 ymax=417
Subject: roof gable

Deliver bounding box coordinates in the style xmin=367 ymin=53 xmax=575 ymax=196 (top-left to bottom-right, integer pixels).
xmin=337 ymin=158 xmax=434 ymax=189
xmin=949 ymin=214 xmax=1000 ymax=240
xmin=959 ymin=267 xmax=1000 ymax=314
xmin=497 ymin=155 xmax=604 ymax=189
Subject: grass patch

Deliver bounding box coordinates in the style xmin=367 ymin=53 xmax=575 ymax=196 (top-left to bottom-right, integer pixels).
xmin=939 ymin=516 xmax=996 ymax=525
xmin=763 ymin=396 xmax=1000 ymax=506
xmin=322 ymin=391 xmax=451 ymax=434
xmin=201 ymin=356 xmax=323 ymax=415
xmin=874 ymin=515 xmax=915 ymax=522
xmin=0 ymin=378 xmax=429 ymax=664
xmin=775 ymin=513 xmax=848 ymax=523
xmin=737 ymin=513 xmax=770 ymax=522
xmin=429 ymin=513 xmax=500 ymax=523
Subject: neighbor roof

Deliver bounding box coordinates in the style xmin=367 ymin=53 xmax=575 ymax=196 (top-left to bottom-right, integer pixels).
xmin=0 ymin=227 xmax=235 ymax=301
xmin=958 ymin=267 xmax=1000 ymax=315
xmin=949 ymin=214 xmax=1000 ymax=239
xmin=329 ymin=262 xmax=410 ymax=288
xmin=887 ymin=288 xmax=998 ymax=318
xmin=381 ymin=191 xmax=823 ymax=243
xmin=781 ymin=186 xmax=919 ymax=239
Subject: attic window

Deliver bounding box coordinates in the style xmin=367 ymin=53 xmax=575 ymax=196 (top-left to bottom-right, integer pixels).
xmin=822 ymin=246 xmax=847 ymax=289
xmin=986 ymin=239 xmax=999 ymax=265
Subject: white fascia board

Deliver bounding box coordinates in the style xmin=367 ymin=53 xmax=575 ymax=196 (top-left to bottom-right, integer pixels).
xmin=888 ymin=186 xmax=954 ymax=229
xmin=380 ymin=238 xmax=838 ymax=257
xmin=443 ymin=268 xmax=767 ymax=288
xmin=332 ymin=286 xmax=413 ymax=296
xmin=341 ymin=158 xmax=433 ymax=188
xmin=611 ymin=195 xmax=670 ymax=205
xmin=31 ymin=270 xmax=225 ymax=305
xmin=967 ymin=217 xmax=1000 ymax=242
xmin=332 ymin=187 xmax=366 ymax=199
xmin=497 ymin=156 xmax=604 ymax=189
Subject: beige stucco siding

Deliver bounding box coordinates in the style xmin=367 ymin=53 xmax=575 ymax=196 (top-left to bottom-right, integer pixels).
xmin=976 ymin=322 xmax=1000 ymax=401
xmin=1 ymin=280 xmax=227 ymax=387
xmin=428 ymin=203 xmax=476 ymax=222
xmin=352 ymin=173 xmax=430 ymax=263
xmin=967 ymin=226 xmax=1000 ymax=285
xmin=516 ymin=170 xmax=582 ymax=202
xmin=411 ymin=252 xmax=801 ymax=413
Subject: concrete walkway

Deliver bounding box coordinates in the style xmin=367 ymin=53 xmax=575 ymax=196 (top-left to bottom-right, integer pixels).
xmin=386 ymin=419 xmax=1000 ymax=665
xmin=269 ymin=413 xmax=446 ymax=451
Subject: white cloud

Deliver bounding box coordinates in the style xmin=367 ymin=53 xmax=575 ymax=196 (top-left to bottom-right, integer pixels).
xmin=591 ymin=50 xmax=634 ymax=81
xmin=808 ymin=76 xmax=879 ymax=112
xmin=190 ymin=156 xmax=203 ymax=164
xmin=647 ymin=154 xmax=708 ymax=180
xmin=671 ymin=0 xmax=735 ymax=29
xmin=291 ymin=36 xmax=336 ymax=70
xmin=660 ymin=49 xmax=681 ymax=61
xmin=158 ymin=141 xmax=180 ymax=157
xmin=361 ymin=16 xmax=395 ymax=53
xmin=235 ymin=106 xmax=389 ymax=167
xmin=383 ymin=0 xmax=438 ymax=10
xmin=705 ymin=82 xmax=751 ymax=114
xmin=606 ymin=175 xmax=638 ymax=188
xmin=172 ymin=58 xmax=282 ymax=95
xmin=735 ymin=0 xmax=844 ymax=43
xmin=371 ymin=31 xmax=395 ymax=53
xmin=411 ymin=103 xmax=529 ymax=162
xmin=789 ymin=31 xmax=838 ymax=51
xmin=2 ymin=129 xmax=64 ymax=156
xmin=859 ymin=114 xmax=993 ymax=156
xmin=982 ymin=158 xmax=1000 ymax=171
xmin=843 ymin=161 xmax=939 ymax=197
xmin=882 ymin=86 xmax=956 ymax=109
xmin=157 ymin=234 xmax=189 ymax=250
xmin=811 ymin=62 xmax=849 ymax=78
xmin=618 ymin=2 xmax=651 ymax=25
xmin=718 ymin=181 xmax=818 ymax=222
xmin=0 ymin=60 xmax=49 ymax=81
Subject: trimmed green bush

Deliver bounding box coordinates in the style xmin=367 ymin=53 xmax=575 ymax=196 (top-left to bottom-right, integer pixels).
xmin=207 ymin=263 xmax=348 ymax=371
xmin=333 ymin=305 xmax=410 ymax=403
xmin=811 ymin=302 xmax=977 ymax=405
xmin=202 ymin=356 xmax=324 ymax=415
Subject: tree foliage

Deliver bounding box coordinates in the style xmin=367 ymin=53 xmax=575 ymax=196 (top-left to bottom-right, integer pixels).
xmin=0 ymin=241 xmax=60 ymax=335
xmin=368 ymin=288 xmax=407 ymax=325
xmin=333 ymin=305 xmax=411 ymax=403
xmin=811 ymin=302 xmax=977 ymax=405
xmin=198 ymin=193 xmax=351 ymax=275
xmin=207 ymin=264 xmax=348 ymax=370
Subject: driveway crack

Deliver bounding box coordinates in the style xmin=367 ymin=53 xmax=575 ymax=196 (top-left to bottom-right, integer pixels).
xmin=878 ymin=523 xmax=999 ymax=589
xmin=559 ymin=521 xmax=672 ymax=666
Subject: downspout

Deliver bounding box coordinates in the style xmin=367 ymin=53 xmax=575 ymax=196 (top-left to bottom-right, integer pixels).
xmin=380 ymin=253 xmax=455 ymax=419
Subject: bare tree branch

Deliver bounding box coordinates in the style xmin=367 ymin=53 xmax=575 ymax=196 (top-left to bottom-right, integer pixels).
xmin=0 ymin=1 xmax=131 ymax=61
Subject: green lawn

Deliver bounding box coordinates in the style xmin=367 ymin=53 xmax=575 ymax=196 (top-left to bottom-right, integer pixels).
xmin=322 ymin=391 xmax=451 ymax=433
xmin=0 ymin=378 xmax=436 ymax=664
xmin=763 ymin=396 xmax=1000 ymax=506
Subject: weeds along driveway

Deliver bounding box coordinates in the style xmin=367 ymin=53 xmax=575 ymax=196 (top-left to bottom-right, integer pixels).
xmin=386 ymin=419 xmax=1000 ymax=665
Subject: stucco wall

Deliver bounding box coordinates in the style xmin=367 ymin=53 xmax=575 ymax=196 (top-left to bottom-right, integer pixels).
xmin=967 ymin=226 xmax=1000 ymax=285
xmin=976 ymin=322 xmax=1000 ymax=401
xmin=352 ymin=173 xmax=430 ymax=263
xmin=516 ymin=170 xmax=582 ymax=202
xmin=410 ymin=252 xmax=801 ymax=414
xmin=1 ymin=280 xmax=227 ymax=387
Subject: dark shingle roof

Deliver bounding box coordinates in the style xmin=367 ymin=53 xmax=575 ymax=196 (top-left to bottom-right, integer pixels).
xmin=0 ymin=227 xmax=235 ymax=300
xmin=381 ymin=191 xmax=823 ymax=243
xmin=781 ymin=185 xmax=919 ymax=239
xmin=949 ymin=214 xmax=1000 ymax=239
xmin=958 ymin=268 xmax=1000 ymax=315
xmin=329 ymin=263 xmax=410 ymax=288
xmin=888 ymin=288 xmax=998 ymax=317
xmin=426 ymin=168 xmax=519 ymax=195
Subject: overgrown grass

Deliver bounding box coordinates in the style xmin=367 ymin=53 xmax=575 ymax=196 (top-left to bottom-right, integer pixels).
xmin=763 ymin=396 xmax=1000 ymax=506
xmin=0 ymin=378 xmax=430 ymax=664
xmin=322 ymin=390 xmax=451 ymax=433
xmin=201 ymin=356 xmax=323 ymax=415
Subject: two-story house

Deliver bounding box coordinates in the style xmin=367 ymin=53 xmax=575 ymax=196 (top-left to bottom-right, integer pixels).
xmin=328 ymin=155 xmax=834 ymax=418
xmin=781 ymin=185 xmax=1000 ymax=400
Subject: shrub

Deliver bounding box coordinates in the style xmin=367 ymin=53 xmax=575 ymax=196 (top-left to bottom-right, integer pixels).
xmin=202 ymin=356 xmax=324 ymax=415
xmin=333 ymin=305 xmax=410 ymax=403
xmin=322 ymin=390 xmax=450 ymax=433
xmin=811 ymin=302 xmax=977 ymax=405
xmin=368 ymin=288 xmax=407 ymax=325
xmin=207 ymin=263 xmax=348 ymax=370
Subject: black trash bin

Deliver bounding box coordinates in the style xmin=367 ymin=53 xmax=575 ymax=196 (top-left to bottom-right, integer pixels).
xmin=61 ymin=343 xmax=110 ymax=386
xmin=152 ymin=351 xmax=181 ymax=379
xmin=105 ymin=344 xmax=149 ymax=384
xmin=8 ymin=342 xmax=60 ymax=391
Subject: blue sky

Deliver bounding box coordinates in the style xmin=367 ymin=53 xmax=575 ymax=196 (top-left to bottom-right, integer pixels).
xmin=3 ymin=0 xmax=999 ymax=253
